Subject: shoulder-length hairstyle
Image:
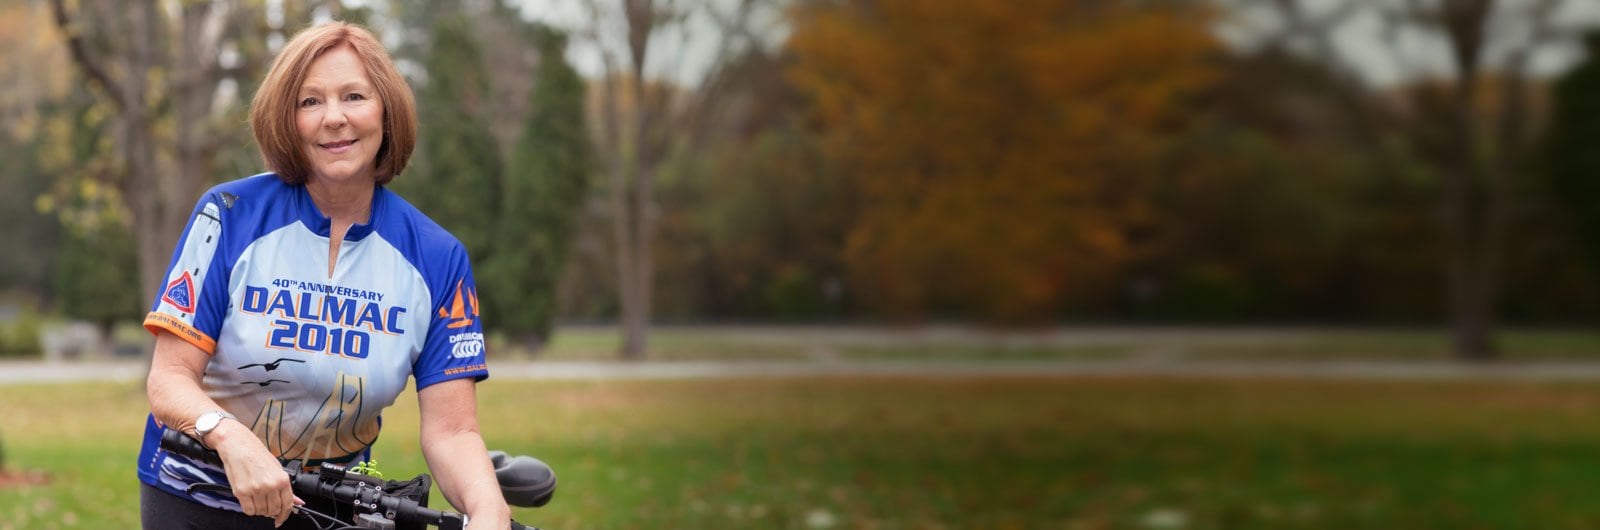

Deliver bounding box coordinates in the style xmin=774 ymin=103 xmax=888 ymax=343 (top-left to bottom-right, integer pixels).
xmin=250 ymin=22 xmax=416 ymax=186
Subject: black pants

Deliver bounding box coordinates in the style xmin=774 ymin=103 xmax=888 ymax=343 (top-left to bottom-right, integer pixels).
xmin=140 ymin=482 xmax=355 ymax=529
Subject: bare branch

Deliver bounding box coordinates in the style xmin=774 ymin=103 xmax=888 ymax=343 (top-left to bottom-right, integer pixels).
xmin=678 ymin=0 xmax=760 ymax=153
xmin=1261 ymin=0 xmax=1366 ymax=84
xmin=51 ymin=0 xmax=128 ymax=110
xmin=1371 ymin=2 xmax=1438 ymax=83
xmin=1496 ymin=0 xmax=1567 ymax=158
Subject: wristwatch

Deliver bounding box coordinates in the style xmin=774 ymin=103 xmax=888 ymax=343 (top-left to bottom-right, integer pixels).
xmin=194 ymin=410 xmax=238 ymax=446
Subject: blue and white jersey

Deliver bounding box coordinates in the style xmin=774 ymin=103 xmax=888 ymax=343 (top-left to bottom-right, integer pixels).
xmin=136 ymin=173 xmax=490 ymax=509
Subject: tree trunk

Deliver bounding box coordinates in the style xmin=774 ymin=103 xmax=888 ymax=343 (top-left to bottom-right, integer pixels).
xmin=615 ymin=0 xmax=656 ymax=360
xmin=588 ymin=0 xmax=755 ymax=358
xmin=125 ymin=0 xmax=167 ymax=305
xmin=1445 ymin=172 xmax=1499 ymax=360
xmin=1440 ymin=0 xmax=1501 ymax=360
xmin=56 ymin=0 xmax=246 ymax=307
xmin=626 ymin=163 xmax=655 ymax=361
xmin=614 ymin=158 xmax=645 ymax=360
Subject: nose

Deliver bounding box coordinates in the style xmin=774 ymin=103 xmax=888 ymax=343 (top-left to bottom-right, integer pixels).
xmin=323 ymin=101 xmax=348 ymax=129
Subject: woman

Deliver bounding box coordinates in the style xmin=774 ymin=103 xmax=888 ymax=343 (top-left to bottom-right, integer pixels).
xmin=137 ymin=21 xmax=510 ymax=530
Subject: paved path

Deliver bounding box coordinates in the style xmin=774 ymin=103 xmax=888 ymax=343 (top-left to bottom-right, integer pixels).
xmin=12 ymin=359 xmax=1600 ymax=385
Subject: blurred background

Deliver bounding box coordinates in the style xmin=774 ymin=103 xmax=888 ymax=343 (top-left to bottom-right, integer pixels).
xmin=9 ymin=0 xmax=1600 ymax=528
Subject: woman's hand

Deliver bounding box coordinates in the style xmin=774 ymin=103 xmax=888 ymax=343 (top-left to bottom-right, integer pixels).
xmin=210 ymin=419 xmax=302 ymax=527
xmin=465 ymin=510 xmax=512 ymax=530
xmin=146 ymin=332 xmax=303 ymax=526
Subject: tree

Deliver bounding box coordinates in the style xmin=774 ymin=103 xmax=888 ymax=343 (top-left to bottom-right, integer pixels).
xmin=646 ymin=49 xmax=851 ymax=320
xmin=786 ymin=0 xmax=1220 ymax=321
xmin=479 ymin=25 xmax=594 ymax=349
xmin=40 ymin=87 xmax=141 ymax=352
xmin=574 ymin=0 xmax=778 ymax=357
xmin=393 ymin=13 xmax=505 ymax=263
xmin=1542 ymin=32 xmax=1600 ymax=279
xmin=0 ymin=125 xmax=65 ymax=300
xmin=1123 ymin=48 xmax=1445 ymax=323
xmin=1233 ymin=0 xmax=1588 ymax=358
xmin=0 ymin=2 xmax=69 ymax=297
xmin=48 ymin=0 xmax=352 ymax=309
xmin=55 ymin=223 xmax=140 ymax=354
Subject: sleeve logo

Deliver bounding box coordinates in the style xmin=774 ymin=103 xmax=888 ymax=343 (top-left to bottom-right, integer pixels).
xmin=437 ymin=279 xmax=479 ymax=329
xmin=450 ymin=332 xmax=485 ymax=359
xmin=162 ymin=271 xmax=198 ymax=314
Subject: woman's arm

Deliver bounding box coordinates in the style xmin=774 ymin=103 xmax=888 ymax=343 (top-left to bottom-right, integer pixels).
xmin=419 ymin=378 xmax=511 ymax=530
xmin=147 ymin=332 xmax=299 ymax=527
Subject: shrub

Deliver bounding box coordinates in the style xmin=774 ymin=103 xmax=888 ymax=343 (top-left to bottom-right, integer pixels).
xmin=0 ymin=309 xmax=42 ymax=358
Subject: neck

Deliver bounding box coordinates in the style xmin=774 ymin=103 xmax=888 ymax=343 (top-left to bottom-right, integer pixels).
xmin=306 ymin=178 xmax=374 ymax=225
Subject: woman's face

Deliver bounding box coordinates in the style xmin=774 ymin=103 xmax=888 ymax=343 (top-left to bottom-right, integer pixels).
xmin=296 ymin=44 xmax=384 ymax=186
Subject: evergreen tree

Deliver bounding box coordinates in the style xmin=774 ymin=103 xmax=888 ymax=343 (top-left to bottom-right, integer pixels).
xmin=43 ymin=94 xmax=140 ymax=352
xmin=55 ymin=221 xmax=140 ymax=352
xmin=1544 ymin=32 xmax=1600 ymax=276
xmin=0 ymin=132 xmax=62 ymax=296
xmin=395 ymin=13 xmax=503 ymax=264
xmin=480 ymin=25 xmax=592 ymax=348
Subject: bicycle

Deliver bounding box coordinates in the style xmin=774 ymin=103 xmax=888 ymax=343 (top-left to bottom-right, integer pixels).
xmin=159 ymin=429 xmax=554 ymax=530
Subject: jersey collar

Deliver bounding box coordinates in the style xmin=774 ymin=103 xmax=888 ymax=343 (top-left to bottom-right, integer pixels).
xmin=296 ymin=184 xmax=385 ymax=242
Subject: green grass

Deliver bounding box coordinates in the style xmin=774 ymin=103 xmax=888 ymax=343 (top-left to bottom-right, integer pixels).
xmin=518 ymin=326 xmax=1600 ymax=362
xmin=18 ymin=324 xmax=1600 ymax=362
xmin=10 ymin=376 xmax=1600 ymax=528
xmin=1178 ymin=329 xmax=1600 ymax=361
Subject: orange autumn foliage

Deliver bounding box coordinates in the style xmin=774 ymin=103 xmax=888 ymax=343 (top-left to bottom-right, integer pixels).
xmin=786 ymin=0 xmax=1221 ymax=321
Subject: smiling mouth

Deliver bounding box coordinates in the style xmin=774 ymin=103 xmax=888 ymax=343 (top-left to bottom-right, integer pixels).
xmin=320 ymin=139 xmax=357 ymax=149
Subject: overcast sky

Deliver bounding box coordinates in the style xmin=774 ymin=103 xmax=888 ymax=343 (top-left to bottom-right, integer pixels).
xmin=508 ymin=0 xmax=1600 ymax=88
xmin=510 ymin=0 xmax=788 ymax=87
xmin=1218 ymin=0 xmax=1600 ymax=86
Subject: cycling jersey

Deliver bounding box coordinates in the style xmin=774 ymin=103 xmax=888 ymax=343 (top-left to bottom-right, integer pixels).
xmin=136 ymin=173 xmax=490 ymax=510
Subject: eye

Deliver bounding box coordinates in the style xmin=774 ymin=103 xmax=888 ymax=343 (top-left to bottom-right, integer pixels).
xmin=298 ymin=97 xmax=320 ymax=108
xmin=344 ymin=93 xmax=367 ymax=102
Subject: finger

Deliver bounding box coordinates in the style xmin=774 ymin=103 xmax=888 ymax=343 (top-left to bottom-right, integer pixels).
xmin=275 ymin=485 xmax=294 ymax=517
xmin=258 ymin=490 xmax=278 ymax=518
xmin=254 ymin=492 xmax=274 ymax=518
xmin=236 ymin=492 xmax=258 ymax=517
xmin=270 ymin=489 xmax=293 ymax=527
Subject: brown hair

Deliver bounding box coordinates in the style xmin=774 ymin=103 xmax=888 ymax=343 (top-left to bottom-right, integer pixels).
xmin=249 ymin=22 xmax=416 ymax=185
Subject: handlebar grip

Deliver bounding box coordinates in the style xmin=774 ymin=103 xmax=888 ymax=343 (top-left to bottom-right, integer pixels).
xmin=160 ymin=428 xmax=224 ymax=466
xmin=510 ymin=522 xmax=535 ymax=530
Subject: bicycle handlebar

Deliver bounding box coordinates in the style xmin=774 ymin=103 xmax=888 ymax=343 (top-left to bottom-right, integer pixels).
xmin=159 ymin=429 xmax=534 ymax=530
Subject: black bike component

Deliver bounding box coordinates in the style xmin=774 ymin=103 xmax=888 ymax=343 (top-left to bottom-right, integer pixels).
xmin=287 ymin=470 xmax=462 ymax=530
xmin=384 ymin=473 xmax=434 ymax=530
xmin=320 ymin=462 xmax=349 ymax=483
xmin=162 ymin=428 xmax=224 ymax=466
xmin=187 ymin=482 xmax=233 ymax=495
xmin=488 ymin=451 xmax=557 ymax=508
xmin=159 ymin=429 xmax=542 ymax=530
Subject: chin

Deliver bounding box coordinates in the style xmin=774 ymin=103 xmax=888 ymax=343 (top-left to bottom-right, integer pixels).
xmin=314 ymin=164 xmax=374 ymax=182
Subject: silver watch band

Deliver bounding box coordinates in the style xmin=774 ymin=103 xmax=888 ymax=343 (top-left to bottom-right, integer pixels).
xmin=195 ymin=410 xmax=238 ymax=443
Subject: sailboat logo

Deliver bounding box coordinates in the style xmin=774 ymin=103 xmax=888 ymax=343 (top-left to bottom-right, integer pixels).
xmin=437 ymin=279 xmax=479 ymax=329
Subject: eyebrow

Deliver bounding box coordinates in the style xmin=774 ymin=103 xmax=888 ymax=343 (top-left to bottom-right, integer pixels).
xmin=298 ymin=80 xmax=373 ymax=94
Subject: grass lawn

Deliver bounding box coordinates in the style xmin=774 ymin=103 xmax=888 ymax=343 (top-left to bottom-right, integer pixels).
xmin=521 ymin=326 xmax=1600 ymax=362
xmin=15 ymin=324 xmax=1600 ymax=364
xmin=6 ymin=375 xmax=1600 ymax=529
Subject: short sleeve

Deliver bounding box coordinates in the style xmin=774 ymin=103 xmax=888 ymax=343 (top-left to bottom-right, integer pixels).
xmin=413 ymin=247 xmax=490 ymax=390
xmin=143 ymin=194 xmax=230 ymax=354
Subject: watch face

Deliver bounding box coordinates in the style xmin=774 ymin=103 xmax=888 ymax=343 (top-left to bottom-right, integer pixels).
xmin=197 ymin=413 xmax=220 ymax=432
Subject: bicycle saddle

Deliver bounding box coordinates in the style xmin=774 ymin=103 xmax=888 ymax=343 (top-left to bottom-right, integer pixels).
xmin=489 ymin=450 xmax=557 ymax=508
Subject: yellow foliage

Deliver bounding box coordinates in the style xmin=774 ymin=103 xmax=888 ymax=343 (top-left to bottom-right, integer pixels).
xmin=0 ymin=2 xmax=71 ymax=142
xmin=787 ymin=0 xmax=1220 ymax=321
